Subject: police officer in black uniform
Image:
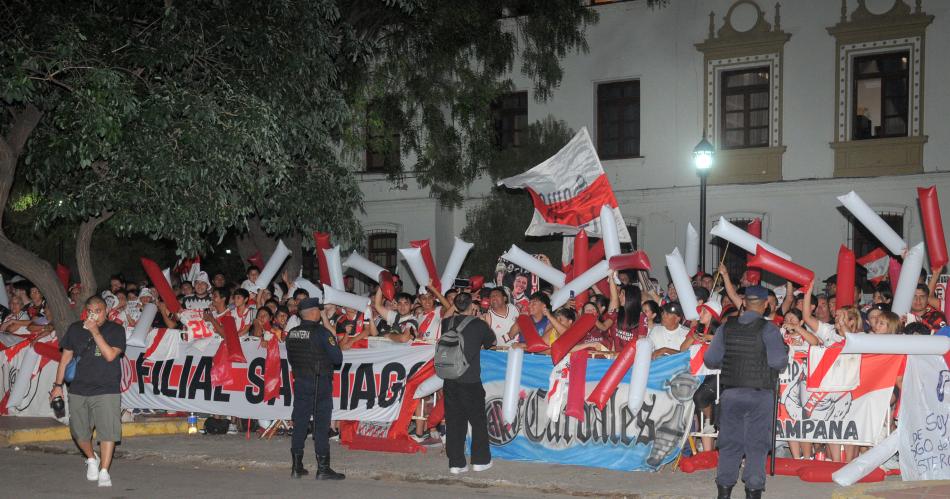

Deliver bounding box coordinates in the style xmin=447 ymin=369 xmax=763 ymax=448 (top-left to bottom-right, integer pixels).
xmin=703 ymin=285 xmax=787 ymax=499
xmin=285 ymin=297 xmax=344 ymax=480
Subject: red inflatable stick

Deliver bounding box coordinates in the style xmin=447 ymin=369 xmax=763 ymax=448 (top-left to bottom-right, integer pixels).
xmin=563 ymin=350 xmax=588 ymax=421
xmin=550 ymin=314 xmax=597 ymax=365
xmin=609 ymin=251 xmax=652 ymax=271
xmin=766 ymin=457 xmax=811 ymax=476
xmin=679 ymin=450 xmax=718 ymax=473
xmin=918 ymin=186 xmax=948 ymax=269
xmin=748 ymin=246 xmax=814 ymax=286
xmin=140 ymin=257 xmax=181 ymax=314
xmin=410 ymin=240 xmax=441 ymax=292
xmin=56 ymin=264 xmax=70 ymax=290
xmin=379 ymin=270 xmax=396 ymax=301
xmin=515 ymin=315 xmax=548 ymax=353
xmin=797 ymin=462 xmax=885 ymax=483
xmin=573 ymin=230 xmax=590 ymax=312
xmin=313 ymin=232 xmax=332 ymax=285
xmin=746 ymin=218 xmax=762 ymax=285
xmin=587 ymin=338 xmax=638 ymax=410
xmin=836 ymin=246 xmax=856 ymax=309
xmin=469 ymin=275 xmax=485 ymax=291
xmin=588 ymin=239 xmax=605 ymax=264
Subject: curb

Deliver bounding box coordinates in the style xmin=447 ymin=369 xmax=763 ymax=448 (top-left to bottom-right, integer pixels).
xmin=0 ymin=418 xmax=198 ymax=446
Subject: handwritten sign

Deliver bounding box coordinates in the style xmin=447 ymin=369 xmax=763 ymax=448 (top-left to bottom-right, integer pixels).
xmin=899 ymin=355 xmax=950 ymax=481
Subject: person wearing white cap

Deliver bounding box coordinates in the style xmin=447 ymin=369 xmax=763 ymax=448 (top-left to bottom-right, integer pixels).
xmin=182 ymin=271 xmax=213 ymax=311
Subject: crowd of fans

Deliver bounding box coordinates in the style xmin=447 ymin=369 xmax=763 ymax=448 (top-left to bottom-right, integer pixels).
xmin=1 ymin=253 xmax=945 ymax=460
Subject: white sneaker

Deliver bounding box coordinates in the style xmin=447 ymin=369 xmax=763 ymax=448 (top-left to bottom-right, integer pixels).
xmin=97 ymin=468 xmax=112 ymax=487
xmin=449 ymin=465 xmax=469 ymax=474
xmin=85 ymin=454 xmax=100 ymax=481
xmin=472 ymin=461 xmax=493 ymax=472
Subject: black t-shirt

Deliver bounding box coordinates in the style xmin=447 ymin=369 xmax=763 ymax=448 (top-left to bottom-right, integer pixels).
xmin=62 ymin=320 xmax=126 ymax=396
xmin=441 ymin=315 xmax=495 ymax=383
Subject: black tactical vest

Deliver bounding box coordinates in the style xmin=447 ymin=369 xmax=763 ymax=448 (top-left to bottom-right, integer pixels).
xmin=720 ymin=317 xmax=779 ymax=391
xmin=285 ymin=322 xmax=332 ymax=378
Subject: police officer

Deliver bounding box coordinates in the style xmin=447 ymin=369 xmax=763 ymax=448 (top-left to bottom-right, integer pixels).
xmin=703 ymin=285 xmax=786 ymax=499
xmin=285 ymin=297 xmax=345 ymax=480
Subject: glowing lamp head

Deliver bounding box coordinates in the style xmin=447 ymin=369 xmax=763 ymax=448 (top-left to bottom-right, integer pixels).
xmin=693 ymin=136 xmax=715 ymax=171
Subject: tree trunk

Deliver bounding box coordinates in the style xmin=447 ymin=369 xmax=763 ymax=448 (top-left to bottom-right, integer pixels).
xmin=0 ymin=104 xmax=76 ymax=335
xmin=236 ymin=217 xmax=277 ymax=267
xmin=76 ymin=212 xmax=113 ymax=303
xmin=284 ymin=233 xmax=302 ymax=278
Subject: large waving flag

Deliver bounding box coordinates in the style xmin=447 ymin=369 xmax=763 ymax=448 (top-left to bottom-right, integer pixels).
xmin=497 ymin=127 xmax=630 ymax=242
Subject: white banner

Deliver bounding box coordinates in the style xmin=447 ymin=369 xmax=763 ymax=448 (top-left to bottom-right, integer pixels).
xmin=120 ymin=334 xmax=433 ymax=421
xmin=0 ymin=335 xmax=66 ymax=421
xmin=899 ymin=355 xmax=950 ymax=481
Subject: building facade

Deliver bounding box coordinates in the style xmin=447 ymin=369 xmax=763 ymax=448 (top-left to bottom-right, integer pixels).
xmin=355 ymin=0 xmax=950 ymax=290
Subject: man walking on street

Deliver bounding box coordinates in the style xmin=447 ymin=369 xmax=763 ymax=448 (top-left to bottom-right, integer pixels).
xmin=437 ymin=292 xmax=496 ymax=474
xmin=703 ymin=285 xmax=786 ymax=499
xmin=50 ymin=296 xmax=126 ymax=488
xmin=285 ymin=297 xmax=345 ymax=480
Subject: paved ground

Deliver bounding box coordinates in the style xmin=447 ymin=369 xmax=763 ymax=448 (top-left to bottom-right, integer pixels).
xmin=15 ymin=433 xmax=849 ymax=498
xmin=0 ymin=447 xmax=563 ymax=498
xmin=7 ymin=430 xmax=949 ymax=498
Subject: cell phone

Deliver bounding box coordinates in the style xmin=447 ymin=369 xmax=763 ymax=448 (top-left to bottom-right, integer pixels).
xmin=454 ymin=278 xmax=470 ymax=289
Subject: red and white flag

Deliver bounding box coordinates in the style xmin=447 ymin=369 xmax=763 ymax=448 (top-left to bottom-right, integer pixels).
xmin=857 ymin=247 xmax=890 ymax=285
xmin=497 ymin=127 xmax=631 ymax=242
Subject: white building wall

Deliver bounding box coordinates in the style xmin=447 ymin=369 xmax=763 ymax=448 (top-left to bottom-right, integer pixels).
xmin=355 ymin=0 xmax=950 ymax=290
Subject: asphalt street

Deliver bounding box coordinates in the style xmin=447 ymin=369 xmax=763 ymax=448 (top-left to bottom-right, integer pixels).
xmin=0 ymin=447 xmax=569 ymax=499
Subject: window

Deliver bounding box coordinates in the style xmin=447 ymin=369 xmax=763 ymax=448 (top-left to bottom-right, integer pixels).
xmin=367 ymin=232 xmax=397 ymax=272
xmin=365 ymin=99 xmax=401 ymax=173
xmin=713 ymin=218 xmax=753 ymax=282
xmin=852 ymin=52 xmax=909 ymax=140
xmin=720 ymin=67 xmax=770 ymax=149
xmin=620 ymin=224 xmax=637 ymax=252
xmin=849 ymin=212 xmax=903 ymax=288
xmin=491 ymin=91 xmax=528 ymax=150
xmin=596 ymin=80 xmax=640 ymax=159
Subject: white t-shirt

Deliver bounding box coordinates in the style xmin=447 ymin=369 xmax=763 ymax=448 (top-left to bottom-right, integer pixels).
xmin=486 ymin=304 xmax=519 ymax=346
xmin=647 ymin=324 xmax=689 ymax=352
xmin=416 ymin=307 xmax=442 ymax=343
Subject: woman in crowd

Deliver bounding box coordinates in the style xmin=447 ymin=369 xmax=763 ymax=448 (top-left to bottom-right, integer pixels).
xmin=799 ymin=283 xmax=863 ymax=462
xmin=0 ymin=295 xmax=31 ymax=334
xmin=779 ymin=308 xmax=813 ymax=460
xmin=611 ymin=283 xmax=643 ymax=351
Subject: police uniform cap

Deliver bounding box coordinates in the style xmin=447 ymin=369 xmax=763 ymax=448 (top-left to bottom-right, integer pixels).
xmin=298 ymin=297 xmax=322 ymax=311
xmin=744 ymin=285 xmax=769 ymax=300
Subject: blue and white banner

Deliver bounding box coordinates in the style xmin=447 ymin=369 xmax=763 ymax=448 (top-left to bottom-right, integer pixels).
xmin=481 ymin=350 xmax=700 ymax=471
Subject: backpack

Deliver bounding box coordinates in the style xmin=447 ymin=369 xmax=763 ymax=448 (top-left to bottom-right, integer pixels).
xmin=434 ymin=316 xmax=475 ymax=380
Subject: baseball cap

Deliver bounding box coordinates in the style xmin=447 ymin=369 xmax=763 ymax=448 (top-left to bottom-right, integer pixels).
xmin=661 ymin=302 xmax=684 ymax=317
xmin=298 ymin=297 xmax=322 ymax=311
xmin=744 ymin=285 xmax=769 ymax=300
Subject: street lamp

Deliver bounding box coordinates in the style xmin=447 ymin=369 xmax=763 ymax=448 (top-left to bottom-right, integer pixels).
xmin=693 ymin=135 xmax=714 ymax=274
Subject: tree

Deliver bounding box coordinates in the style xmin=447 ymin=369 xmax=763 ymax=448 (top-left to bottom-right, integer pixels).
xmin=461 ymin=117 xmax=575 ymax=275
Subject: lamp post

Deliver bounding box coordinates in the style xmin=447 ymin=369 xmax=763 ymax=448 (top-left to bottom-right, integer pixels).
xmin=693 ymin=135 xmax=714 ymax=274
